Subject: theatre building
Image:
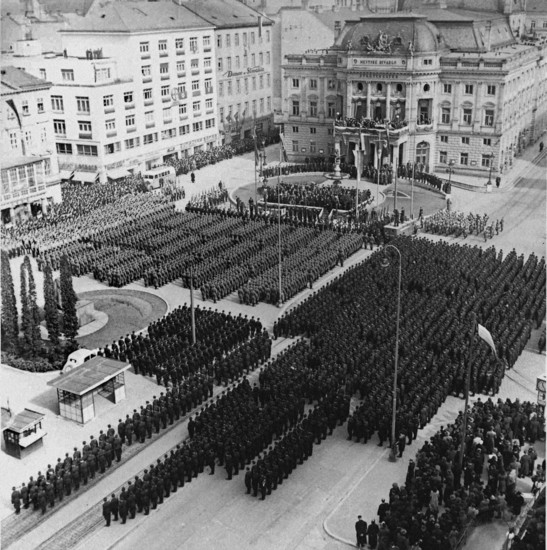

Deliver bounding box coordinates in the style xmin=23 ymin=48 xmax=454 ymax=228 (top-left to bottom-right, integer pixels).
xmin=1 ymin=67 xmax=62 ymax=225
xmin=276 ymin=8 xmax=547 ymax=179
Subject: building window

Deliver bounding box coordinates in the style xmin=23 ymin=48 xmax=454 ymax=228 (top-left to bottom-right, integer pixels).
xmin=76 ymin=144 xmax=98 ymax=156
xmin=251 ymin=31 xmax=255 ymax=45
xmin=179 ymin=103 xmax=187 ymax=116
xmin=462 ymin=108 xmax=472 ymax=124
xmin=266 ymin=52 xmax=271 ymax=64
xmin=142 ymin=65 xmax=151 ymax=77
xmin=39 ymin=68 xmax=46 ymax=79
xmin=292 ymin=126 xmax=299 ymax=133
xmin=441 ymin=107 xmax=450 ymax=124
xmin=328 ymin=128 xmax=333 ymax=136
xmin=226 ymin=57 xmax=232 ymax=71
xmin=143 ymin=89 xmax=152 ymax=100
xmin=423 ymin=59 xmax=433 ymax=65
xmin=252 ymin=77 xmax=256 ymax=91
xmin=461 ymin=137 xmax=470 ymax=145
xmin=205 ymin=98 xmax=213 ymax=110
xmin=160 ymin=63 xmax=169 ymax=75
xmin=292 ymin=78 xmax=300 ymax=88
xmin=227 ymin=81 xmax=232 ymax=95
xmin=259 ymin=75 xmax=264 ymax=89
xmin=204 ymin=57 xmax=212 ymax=69
xmin=51 ymin=95 xmax=64 ymax=112
xmin=125 ymin=114 xmax=135 ymax=127
xmin=124 ymin=91 xmax=133 ymax=104
xmin=191 ymin=58 xmax=200 ymax=71
xmin=143 ymin=133 xmax=157 ymax=145
xmin=145 ymin=111 xmax=154 ymax=124
xmin=487 ymin=85 xmax=496 ymax=95
xmin=78 ymin=121 xmax=92 ymax=134
xmin=259 ymin=52 xmax=263 ymax=65
xmin=260 ymin=98 xmax=264 ymax=113
xmin=439 ymin=151 xmax=447 ymax=164
xmin=327 ymin=102 xmax=336 ymax=118
xmin=158 ymin=40 xmax=167 ymax=51
xmin=161 ymin=85 xmax=170 ymax=97
xmin=205 ymin=118 xmax=215 ymax=129
xmin=266 ymin=30 xmax=270 ymax=42
xmin=219 ymin=83 xmax=223 ymax=97
xmin=292 ymin=140 xmax=298 ymax=152
xmin=484 ymin=109 xmax=494 ymax=126
xmin=53 ymin=120 xmax=66 ymax=136
xmin=104 ymin=142 xmax=121 ymax=154
xmin=481 ymin=154 xmax=492 ymax=167
xmin=483 ymin=138 xmax=492 ymax=146
xmin=309 ymin=101 xmax=318 ymax=117
xmin=218 ymin=58 xmax=223 ymax=71
xmin=443 ymin=84 xmax=452 ymax=94
xmin=163 ymin=107 xmax=172 ymax=121
xmin=225 ymin=34 xmax=231 ymax=47
xmin=76 ymin=96 xmax=90 ymax=113
xmin=292 ymin=100 xmax=300 ymax=116
xmin=310 ymin=141 xmax=316 ymax=153
xmin=440 ymin=135 xmax=448 ymax=143
xmin=190 ymin=37 xmax=198 ymax=53
xmin=95 ymin=68 xmax=111 ymax=81
xmin=177 ymin=61 xmax=185 ymax=74
xmin=105 ymin=119 xmax=116 ymax=131
xmin=125 ymin=137 xmax=140 ymax=149
xmin=334 ymin=21 xmax=341 ymax=31
xmin=235 ymin=33 xmax=239 ymax=46
xmin=61 ymin=69 xmax=74 ymax=81
xmin=310 ymin=127 xmax=316 ymax=134
xmin=9 ymin=131 xmax=18 ymax=150
xmin=192 ymin=121 xmax=203 ymax=132
xmin=217 ymin=35 xmax=222 ymax=48
xmin=37 ymin=98 xmax=44 ymax=113
xmin=140 ymin=42 xmax=149 ymax=53
xmin=193 ymin=101 xmax=201 ymax=112
xmin=103 ymin=95 xmax=114 ymax=108
xmin=460 ymin=152 xmax=469 ymax=165
xmin=56 ymin=143 xmax=72 ymax=155
xmin=176 ymin=38 xmax=184 ymax=50
xmin=21 ymin=100 xmax=29 ymax=115
xmin=252 ymin=53 xmax=256 ymax=66
xmin=464 ymin=84 xmax=474 ymax=95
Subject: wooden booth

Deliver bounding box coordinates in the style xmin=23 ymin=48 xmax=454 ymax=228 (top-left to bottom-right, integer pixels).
xmin=3 ymin=408 xmax=46 ymax=459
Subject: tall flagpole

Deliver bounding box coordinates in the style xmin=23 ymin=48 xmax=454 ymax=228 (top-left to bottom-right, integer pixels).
xmin=277 ymin=142 xmax=282 ymax=307
xmin=459 ymin=313 xmax=477 ymax=472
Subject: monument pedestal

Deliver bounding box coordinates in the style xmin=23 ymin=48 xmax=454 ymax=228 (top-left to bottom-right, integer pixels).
xmin=76 ymin=300 xmax=96 ymax=327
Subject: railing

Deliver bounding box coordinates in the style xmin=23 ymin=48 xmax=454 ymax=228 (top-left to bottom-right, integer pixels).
xmin=78 ymin=132 xmax=92 ymax=140
xmin=159 ymin=50 xmax=168 ymax=57
xmin=176 ymin=49 xmax=185 ymax=56
xmin=144 ymin=99 xmax=154 ymax=107
xmin=125 ymin=102 xmax=135 ymax=110
xmin=104 ymin=106 xmax=115 ymax=114
xmin=160 ymin=74 xmax=170 ymax=81
xmin=143 ymin=76 xmax=152 ymax=83
xmin=106 ymin=130 xmax=117 ymax=138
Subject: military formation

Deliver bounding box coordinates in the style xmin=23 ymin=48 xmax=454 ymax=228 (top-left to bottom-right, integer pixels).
xmin=424 ymin=210 xmax=504 ymax=240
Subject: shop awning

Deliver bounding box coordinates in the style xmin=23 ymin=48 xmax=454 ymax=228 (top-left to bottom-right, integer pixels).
xmin=107 ymin=168 xmax=130 ymax=180
xmin=73 ymin=171 xmax=98 ymax=183
xmin=59 ymin=170 xmax=73 ymax=180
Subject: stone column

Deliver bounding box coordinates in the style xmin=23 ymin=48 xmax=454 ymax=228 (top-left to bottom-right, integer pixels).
xmin=366 ymin=82 xmax=372 ymax=119
xmin=385 ymin=82 xmax=391 ymax=121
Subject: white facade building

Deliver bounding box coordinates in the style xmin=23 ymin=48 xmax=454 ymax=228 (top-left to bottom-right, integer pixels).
xmin=3 ymin=2 xmax=219 ymax=182
xmin=1 ymin=66 xmax=61 ymax=224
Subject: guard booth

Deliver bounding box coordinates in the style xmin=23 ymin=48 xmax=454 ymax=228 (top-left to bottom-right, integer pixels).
xmin=47 ymin=357 xmax=131 ymax=424
xmin=3 ymin=409 xmax=46 ymax=459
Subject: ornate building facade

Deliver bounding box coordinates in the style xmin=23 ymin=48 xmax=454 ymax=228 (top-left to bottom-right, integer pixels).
xmin=276 ymin=9 xmax=547 ymax=179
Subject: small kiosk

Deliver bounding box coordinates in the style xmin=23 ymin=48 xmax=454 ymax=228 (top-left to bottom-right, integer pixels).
xmin=3 ymin=409 xmax=46 ymax=459
xmin=48 ymin=357 xmax=131 ymax=424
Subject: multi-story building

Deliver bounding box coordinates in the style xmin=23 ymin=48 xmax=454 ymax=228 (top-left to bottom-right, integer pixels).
xmin=180 ymin=0 xmax=274 ymax=142
xmin=3 ymin=1 xmax=219 ymax=182
xmin=525 ymin=0 xmax=547 ymax=39
xmin=1 ymin=66 xmax=61 ymax=225
xmin=276 ymin=8 xmax=547 ymax=179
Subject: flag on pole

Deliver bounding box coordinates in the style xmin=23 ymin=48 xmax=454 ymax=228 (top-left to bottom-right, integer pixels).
xmin=279 ymin=131 xmax=288 ymax=162
xmin=478 ymin=324 xmax=497 ymax=357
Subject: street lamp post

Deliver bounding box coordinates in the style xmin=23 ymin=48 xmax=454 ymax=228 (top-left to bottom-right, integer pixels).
xmin=381 ymin=244 xmax=402 ymax=462
xmin=277 ymin=145 xmax=283 ymax=306
xmin=487 ymin=152 xmax=494 ymax=185
xmin=447 ymin=160 xmax=455 ymax=207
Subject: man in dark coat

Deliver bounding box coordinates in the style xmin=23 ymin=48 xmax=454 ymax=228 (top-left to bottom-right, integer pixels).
xmin=355 ymin=515 xmax=368 ymax=548
xmin=102 ymin=497 xmax=111 ymax=526
xmin=110 ymin=493 xmax=119 ymax=521
xmin=367 ymin=519 xmax=379 ymax=549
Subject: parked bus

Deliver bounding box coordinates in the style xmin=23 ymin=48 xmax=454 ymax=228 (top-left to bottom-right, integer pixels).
xmin=142 ymin=166 xmax=176 ymax=191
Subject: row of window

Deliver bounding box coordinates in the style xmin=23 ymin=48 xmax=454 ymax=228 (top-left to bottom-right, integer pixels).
xmin=218 ymin=51 xmax=270 ymax=72
xmin=7 ymin=127 xmax=48 ymax=150
xmin=5 ymin=98 xmax=45 ymax=119
xmin=440 ymin=136 xmax=493 ymax=146
xmin=291 ymin=100 xmax=337 ymax=118
xmin=142 ymin=58 xmax=212 ymax=77
xmin=439 ymin=151 xmax=493 ymax=167
xmin=290 ymin=140 xmax=330 ymax=154
xmin=440 ymin=106 xmax=495 ymax=126
xmin=217 ymin=29 xmax=271 ymax=49
xmin=291 ymin=78 xmax=337 ymax=90
xmin=442 ymin=83 xmax=496 ymax=96
xmin=139 ymin=36 xmax=210 ymax=55
xmin=219 ymin=97 xmax=271 ymax=120
xmin=219 ymin=74 xmax=270 ymax=96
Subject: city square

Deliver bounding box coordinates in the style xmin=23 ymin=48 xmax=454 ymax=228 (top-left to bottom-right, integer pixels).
xmin=1 ymin=1 xmax=546 ymax=550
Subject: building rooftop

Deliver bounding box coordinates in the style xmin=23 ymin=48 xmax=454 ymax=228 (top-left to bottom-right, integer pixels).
xmin=62 ymin=1 xmax=213 ymax=33
xmin=0 ymin=66 xmax=51 ymax=93
xmin=47 ymin=356 xmax=131 ymax=396
xmin=180 ymin=0 xmax=273 ymax=29
xmin=2 ymin=409 xmax=44 ymax=434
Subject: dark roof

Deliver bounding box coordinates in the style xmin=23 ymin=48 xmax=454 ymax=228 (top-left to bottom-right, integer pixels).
xmin=1 ymin=66 xmax=51 ymax=93
xmin=48 ymin=356 xmax=131 ymax=396
xmin=335 ymin=15 xmax=447 ymax=54
xmin=180 ymin=0 xmax=273 ymax=29
xmin=3 ymin=409 xmax=44 ymax=434
xmin=312 ymin=6 xmax=371 ymax=29
xmin=63 ymin=1 xmax=212 ymax=33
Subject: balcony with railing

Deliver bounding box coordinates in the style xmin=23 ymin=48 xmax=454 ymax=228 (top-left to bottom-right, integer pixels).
xmin=77 ymin=110 xmax=91 ymax=117
xmin=104 ymin=106 xmax=115 ymax=114
xmin=78 ymin=132 xmax=93 ymax=139
xmin=126 ymin=126 xmax=137 ymax=134
xmin=145 ymin=122 xmax=155 ymax=129
xmin=144 ymin=99 xmax=154 ymax=107
xmin=159 ymin=50 xmax=168 ymax=58
xmin=143 ymin=75 xmax=152 ymax=84
xmin=125 ymin=102 xmax=135 ymax=110
xmin=162 ymin=96 xmax=171 ymax=103
xmin=106 ymin=130 xmax=117 ymax=138
xmin=176 ymin=49 xmax=185 ymax=56
xmin=163 ymin=118 xmax=173 ymax=125
xmin=160 ymin=73 xmax=170 ymax=81
xmin=141 ymin=53 xmax=151 ymax=60
xmin=177 ymin=71 xmax=186 ymax=79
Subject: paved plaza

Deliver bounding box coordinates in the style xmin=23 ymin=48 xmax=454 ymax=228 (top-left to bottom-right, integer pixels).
xmin=1 ymin=142 xmax=545 ymax=550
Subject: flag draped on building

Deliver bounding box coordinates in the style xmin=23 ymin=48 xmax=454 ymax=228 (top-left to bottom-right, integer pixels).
xmin=477 ymin=324 xmax=497 ymax=357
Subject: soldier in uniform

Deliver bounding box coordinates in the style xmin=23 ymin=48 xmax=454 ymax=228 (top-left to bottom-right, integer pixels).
xmin=102 ymin=497 xmax=111 ymax=526
xmin=11 ymin=487 xmax=21 ymax=514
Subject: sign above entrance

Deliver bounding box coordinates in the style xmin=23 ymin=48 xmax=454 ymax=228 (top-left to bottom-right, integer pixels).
xmin=352 ymin=58 xmax=407 ymax=67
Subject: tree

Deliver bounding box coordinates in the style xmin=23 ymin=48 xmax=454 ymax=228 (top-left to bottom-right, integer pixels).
xmin=60 ymin=255 xmax=78 ymax=341
xmin=43 ymin=263 xmax=60 ymax=346
xmin=1 ymin=250 xmax=19 ymax=350
xmin=23 ymin=256 xmax=41 ymax=350
xmin=20 ymin=260 xmax=32 ymax=353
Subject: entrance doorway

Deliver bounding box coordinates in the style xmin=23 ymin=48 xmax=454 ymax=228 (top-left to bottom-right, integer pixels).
xmin=416 ymin=141 xmax=430 ymax=171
